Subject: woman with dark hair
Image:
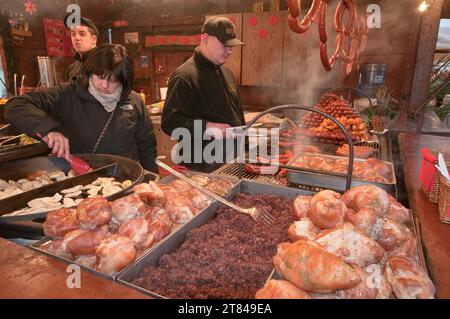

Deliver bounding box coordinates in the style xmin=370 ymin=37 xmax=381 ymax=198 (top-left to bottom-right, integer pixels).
xmin=5 ymin=44 xmax=158 ymax=172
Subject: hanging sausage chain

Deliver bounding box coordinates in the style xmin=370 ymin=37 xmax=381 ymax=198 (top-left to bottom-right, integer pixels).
xmin=286 ymin=0 xmax=368 ymax=74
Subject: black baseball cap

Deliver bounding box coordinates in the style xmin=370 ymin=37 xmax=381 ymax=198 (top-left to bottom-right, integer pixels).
xmin=201 ymin=16 xmax=244 ymax=47
xmin=64 ymin=15 xmax=99 ymax=37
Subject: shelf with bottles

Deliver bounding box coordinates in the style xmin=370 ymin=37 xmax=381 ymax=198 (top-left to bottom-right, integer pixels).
xmin=10 ymin=28 xmax=32 ymax=37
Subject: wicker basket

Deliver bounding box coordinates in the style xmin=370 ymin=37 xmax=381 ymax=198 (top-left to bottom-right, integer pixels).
xmin=438 ymin=172 xmax=450 ymax=224
xmin=420 ymin=156 xmax=441 ymax=203
xmin=421 ymin=169 xmax=441 ymax=203
xmin=420 ymin=151 xmax=450 ymax=203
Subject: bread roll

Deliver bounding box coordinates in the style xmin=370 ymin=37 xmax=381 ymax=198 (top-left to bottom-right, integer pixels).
xmin=386 ymin=256 xmax=435 ymax=299
xmin=133 ymin=182 xmax=166 ymax=206
xmin=342 ymin=185 xmax=389 ymax=217
xmin=255 ymin=280 xmax=312 ymax=299
xmin=293 ymin=195 xmax=312 ymax=220
xmin=110 ymin=193 xmax=148 ymax=224
xmin=315 ymin=223 xmax=386 ymax=267
xmin=288 ymin=218 xmax=320 ymax=242
xmin=67 ymin=224 xmax=109 ymax=256
xmin=273 ymin=240 xmax=361 ymax=293
xmin=308 ymin=190 xmax=346 ymax=229
xmin=76 ymin=196 xmax=112 ymax=230
xmin=95 ymin=235 xmax=136 ymax=275
xmin=43 ymin=208 xmax=80 ymax=238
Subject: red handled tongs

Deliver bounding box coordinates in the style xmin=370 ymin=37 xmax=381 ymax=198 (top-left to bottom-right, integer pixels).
xmin=36 ymin=132 xmax=93 ymax=175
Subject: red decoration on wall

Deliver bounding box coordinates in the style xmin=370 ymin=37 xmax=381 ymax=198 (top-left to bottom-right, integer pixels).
xmin=229 ymin=17 xmax=236 ymax=25
xmin=43 ymin=18 xmax=73 ymax=57
xmin=144 ymin=34 xmax=201 ymax=47
xmin=257 ymin=27 xmax=268 ymax=40
xmin=113 ymin=20 xmax=129 ymax=27
xmin=193 ymin=34 xmax=201 ymax=43
xmin=157 ymin=36 xmax=167 ymax=45
xmin=180 ymin=35 xmax=190 ymax=45
xmin=24 ymin=0 xmax=37 ymax=16
xmin=268 ymin=15 xmax=279 ymax=26
xmin=247 ymin=16 xmax=257 ymax=27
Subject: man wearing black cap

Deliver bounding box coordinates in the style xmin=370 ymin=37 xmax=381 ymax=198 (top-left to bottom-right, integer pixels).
xmin=162 ymin=16 xmax=245 ymax=172
xmin=64 ymin=16 xmax=99 ymax=82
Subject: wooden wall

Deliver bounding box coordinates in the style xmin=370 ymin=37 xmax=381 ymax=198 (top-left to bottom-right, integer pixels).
xmin=0 ymin=0 xmax=118 ymax=89
xmin=0 ymin=0 xmax=442 ymax=130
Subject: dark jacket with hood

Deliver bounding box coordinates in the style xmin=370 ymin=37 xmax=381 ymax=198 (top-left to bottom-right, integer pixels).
xmin=65 ymin=50 xmax=93 ymax=82
xmin=4 ymin=80 xmax=158 ymax=172
xmin=161 ymin=47 xmax=245 ymax=170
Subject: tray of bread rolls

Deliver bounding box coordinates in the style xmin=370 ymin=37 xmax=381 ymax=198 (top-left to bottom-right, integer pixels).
xmin=117 ymin=180 xmax=314 ymax=299
xmin=286 ymin=153 xmax=397 ymax=197
xmin=255 ymin=186 xmax=436 ymax=299
xmin=29 ymin=173 xmax=237 ymax=281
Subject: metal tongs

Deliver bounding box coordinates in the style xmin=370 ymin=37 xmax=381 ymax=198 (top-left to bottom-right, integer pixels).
xmin=155 ymin=156 xmax=275 ymax=225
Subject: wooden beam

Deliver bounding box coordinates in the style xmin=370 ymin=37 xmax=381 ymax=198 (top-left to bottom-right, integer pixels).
xmin=408 ymin=0 xmax=444 ymax=131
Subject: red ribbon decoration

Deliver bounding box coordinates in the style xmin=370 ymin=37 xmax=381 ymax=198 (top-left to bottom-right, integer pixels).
xmin=248 ymin=16 xmax=257 ymax=26
xmin=268 ymin=15 xmax=279 ymax=26
xmin=180 ymin=36 xmax=190 ymax=45
xmin=257 ymin=27 xmax=268 ymax=40
xmin=170 ymin=35 xmax=178 ymax=42
xmin=193 ymin=34 xmax=202 ymax=43
xmin=158 ymin=36 xmax=167 ymax=45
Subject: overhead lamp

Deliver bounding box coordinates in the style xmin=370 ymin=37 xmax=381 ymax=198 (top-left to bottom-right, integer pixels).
xmin=419 ymin=1 xmax=429 ymax=12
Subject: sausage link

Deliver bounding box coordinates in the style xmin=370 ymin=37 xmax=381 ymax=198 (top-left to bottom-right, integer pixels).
xmin=286 ymin=0 xmax=300 ymax=18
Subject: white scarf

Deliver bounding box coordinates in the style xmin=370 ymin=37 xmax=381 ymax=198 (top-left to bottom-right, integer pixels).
xmin=88 ymin=75 xmax=123 ymax=112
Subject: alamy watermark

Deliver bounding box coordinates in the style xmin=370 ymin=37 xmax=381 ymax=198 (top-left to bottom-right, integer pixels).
xmin=65 ymin=4 xmax=81 ymax=29
xmin=66 ymin=264 xmax=81 ymax=289
xmin=170 ymin=120 xmax=280 ymax=166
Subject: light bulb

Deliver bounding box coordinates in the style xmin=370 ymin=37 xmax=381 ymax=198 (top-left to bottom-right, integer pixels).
xmin=419 ymin=1 xmax=428 ymax=12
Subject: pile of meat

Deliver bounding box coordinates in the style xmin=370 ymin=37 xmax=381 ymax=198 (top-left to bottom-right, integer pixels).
xmin=132 ymin=193 xmax=296 ymax=299
xmin=256 ymin=185 xmax=436 ymax=299
xmin=291 ymin=155 xmax=392 ymax=184
xmin=300 ymin=93 xmax=370 ymax=145
xmin=40 ymin=176 xmax=233 ymax=275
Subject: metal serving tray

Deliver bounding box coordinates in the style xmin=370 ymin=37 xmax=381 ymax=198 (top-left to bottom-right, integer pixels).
xmin=286 ymin=153 xmax=397 ymax=197
xmin=0 ymin=154 xmax=145 ymax=222
xmin=29 ymin=172 xmax=239 ymax=282
xmin=117 ymin=180 xmax=314 ymax=298
xmin=264 ymin=210 xmax=431 ymax=294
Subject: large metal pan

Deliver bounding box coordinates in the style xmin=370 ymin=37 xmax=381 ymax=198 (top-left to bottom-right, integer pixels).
xmin=29 ymin=172 xmax=238 ymax=282
xmin=286 ymin=153 xmax=397 ymax=197
xmin=117 ymin=179 xmax=314 ymax=298
xmin=0 ymin=154 xmax=145 ymax=223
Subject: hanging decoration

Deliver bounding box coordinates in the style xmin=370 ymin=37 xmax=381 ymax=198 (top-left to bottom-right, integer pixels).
xmin=285 ymin=0 xmax=369 ymax=74
xmin=24 ymin=0 xmax=37 ymax=16
xmin=247 ymin=16 xmax=258 ymax=27
xmin=144 ymin=30 xmax=201 ymax=48
xmin=257 ymin=27 xmax=268 ymax=40
xmin=268 ymin=15 xmax=279 ymax=26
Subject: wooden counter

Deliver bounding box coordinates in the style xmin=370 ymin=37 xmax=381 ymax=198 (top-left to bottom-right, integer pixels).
xmin=398 ymin=133 xmax=450 ymax=299
xmin=0 ymin=237 xmax=149 ymax=299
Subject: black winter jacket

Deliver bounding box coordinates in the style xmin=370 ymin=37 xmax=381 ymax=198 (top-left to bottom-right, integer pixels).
xmin=65 ymin=50 xmax=93 ymax=82
xmin=5 ymin=82 xmax=158 ymax=172
xmin=161 ymin=47 xmax=245 ymax=166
